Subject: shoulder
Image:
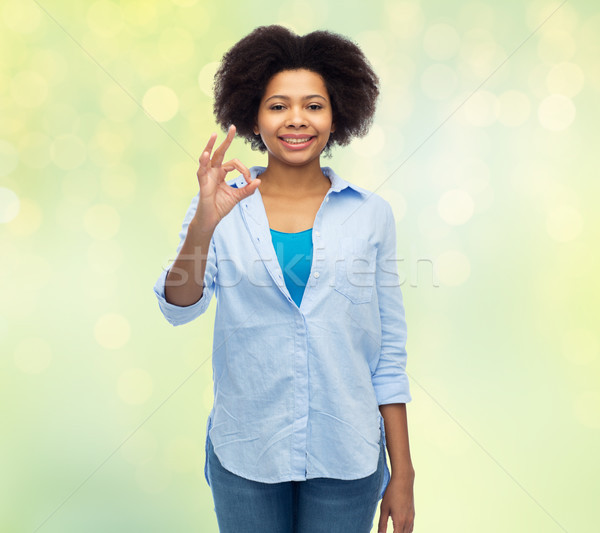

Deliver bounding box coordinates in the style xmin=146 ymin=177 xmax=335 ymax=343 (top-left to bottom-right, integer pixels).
xmin=323 ymin=166 xmax=391 ymax=209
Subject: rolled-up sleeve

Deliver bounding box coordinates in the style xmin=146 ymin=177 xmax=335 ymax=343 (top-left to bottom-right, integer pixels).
xmin=371 ymin=200 xmax=412 ymax=405
xmin=153 ymin=193 xmax=217 ymax=326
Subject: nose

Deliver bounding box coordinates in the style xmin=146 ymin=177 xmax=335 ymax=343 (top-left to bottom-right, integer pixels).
xmin=284 ymin=106 xmax=308 ymax=128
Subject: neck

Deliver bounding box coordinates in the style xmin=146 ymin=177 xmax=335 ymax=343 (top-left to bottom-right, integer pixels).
xmin=258 ymin=157 xmax=330 ymax=195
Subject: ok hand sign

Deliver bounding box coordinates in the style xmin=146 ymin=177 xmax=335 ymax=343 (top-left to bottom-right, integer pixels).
xmin=194 ymin=125 xmax=261 ymax=231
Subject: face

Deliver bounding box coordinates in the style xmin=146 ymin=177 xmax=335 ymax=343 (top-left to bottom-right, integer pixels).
xmin=254 ymin=69 xmax=336 ymax=168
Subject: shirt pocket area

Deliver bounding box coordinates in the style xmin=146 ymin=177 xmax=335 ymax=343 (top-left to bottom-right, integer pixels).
xmin=334 ymin=237 xmax=377 ymax=304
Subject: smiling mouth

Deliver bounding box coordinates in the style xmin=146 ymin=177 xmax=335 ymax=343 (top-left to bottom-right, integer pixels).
xmin=280 ymin=136 xmax=314 ymax=144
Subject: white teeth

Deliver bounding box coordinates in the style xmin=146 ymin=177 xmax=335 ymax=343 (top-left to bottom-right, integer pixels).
xmin=282 ymin=137 xmax=312 ymax=144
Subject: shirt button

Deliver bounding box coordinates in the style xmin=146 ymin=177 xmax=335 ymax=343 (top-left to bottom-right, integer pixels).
xmin=325 ymin=197 xmax=329 ymax=202
xmin=315 ymin=230 xmax=320 ymax=237
xmin=313 ymin=272 xmax=320 ymax=278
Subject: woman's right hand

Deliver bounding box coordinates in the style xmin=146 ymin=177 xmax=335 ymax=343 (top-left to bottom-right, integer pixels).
xmin=194 ymin=124 xmax=261 ymax=232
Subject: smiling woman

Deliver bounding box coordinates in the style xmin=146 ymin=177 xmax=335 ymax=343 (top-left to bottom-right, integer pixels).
xmin=153 ymin=25 xmax=415 ymax=533
xmin=253 ymin=69 xmax=335 ymax=178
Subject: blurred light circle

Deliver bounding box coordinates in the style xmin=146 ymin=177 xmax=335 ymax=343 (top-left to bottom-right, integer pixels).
xmin=87 ymin=0 xmax=123 ymax=37
xmin=573 ymin=390 xmax=600 ymax=429
xmin=142 ymin=85 xmax=179 ymax=122
xmin=94 ymin=312 xmax=130 ymax=349
xmin=438 ymin=189 xmax=474 ymax=226
xmin=118 ymin=367 xmax=154 ymax=405
xmin=421 ymin=64 xmax=458 ymax=100
xmin=8 ymin=198 xmax=42 ymax=236
xmin=497 ymin=90 xmax=531 ymax=127
xmin=423 ymin=23 xmax=460 ymax=61
xmin=435 ymin=250 xmax=470 ymax=286
xmin=386 ymin=2 xmax=424 ymax=40
xmin=50 ymin=134 xmax=87 ymax=170
xmin=90 ymin=121 xmax=130 ymax=164
xmin=537 ymin=30 xmax=575 ymax=63
xmin=546 ymin=205 xmax=583 ymax=242
xmin=197 ymin=62 xmax=220 ymax=97
xmin=0 ymin=187 xmax=20 ymax=223
xmin=562 ymin=328 xmax=598 ymax=365
xmin=84 ymin=204 xmax=120 ymax=240
xmin=87 ymin=240 xmax=123 ymax=274
xmin=538 ymin=94 xmax=576 ymax=131
xmin=121 ymin=1 xmax=157 ymax=27
xmin=458 ymin=29 xmax=499 ymax=79
xmin=1 ymin=0 xmax=42 ymax=33
xmin=10 ymin=71 xmax=48 ymax=108
xmin=30 ymin=49 xmax=69 ymax=85
xmin=0 ymin=140 xmax=18 ymax=177
xmin=527 ymin=1 xmax=578 ymax=34
xmin=463 ymin=90 xmax=499 ymax=127
xmin=159 ymin=27 xmax=194 ymax=64
xmin=351 ymin=124 xmax=385 ymax=157
xmin=14 ymin=338 xmax=52 ymax=374
xmin=546 ymin=62 xmax=584 ymax=97
xmin=357 ymin=30 xmax=388 ymax=64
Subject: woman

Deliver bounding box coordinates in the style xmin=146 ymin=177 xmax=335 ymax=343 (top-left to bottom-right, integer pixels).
xmin=154 ymin=25 xmax=415 ymax=533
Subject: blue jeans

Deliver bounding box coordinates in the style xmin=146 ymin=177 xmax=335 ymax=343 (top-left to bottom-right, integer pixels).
xmin=206 ymin=435 xmax=384 ymax=533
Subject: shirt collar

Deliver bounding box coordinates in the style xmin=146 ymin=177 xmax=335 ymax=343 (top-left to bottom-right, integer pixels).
xmin=230 ymin=166 xmax=369 ymax=198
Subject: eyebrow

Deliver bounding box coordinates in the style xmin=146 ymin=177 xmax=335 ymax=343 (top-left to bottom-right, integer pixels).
xmin=264 ymin=94 xmax=328 ymax=103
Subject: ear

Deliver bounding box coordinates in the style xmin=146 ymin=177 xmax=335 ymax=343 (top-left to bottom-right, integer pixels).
xmin=330 ymin=122 xmax=336 ymax=134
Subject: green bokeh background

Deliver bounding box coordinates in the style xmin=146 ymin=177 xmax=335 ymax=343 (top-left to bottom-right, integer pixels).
xmin=1 ymin=0 xmax=599 ymax=531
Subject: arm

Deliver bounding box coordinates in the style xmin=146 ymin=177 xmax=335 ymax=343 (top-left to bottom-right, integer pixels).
xmin=166 ymin=126 xmax=259 ymax=305
xmin=153 ymin=126 xmax=260 ymax=325
xmin=373 ymin=201 xmax=415 ymax=532
xmin=379 ymin=403 xmax=414 ymax=478
xmin=164 ymin=217 xmax=215 ymax=307
xmin=378 ymin=403 xmax=415 ymax=533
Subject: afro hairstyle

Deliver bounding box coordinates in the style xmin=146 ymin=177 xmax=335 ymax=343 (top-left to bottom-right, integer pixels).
xmin=213 ymin=25 xmax=380 ymax=156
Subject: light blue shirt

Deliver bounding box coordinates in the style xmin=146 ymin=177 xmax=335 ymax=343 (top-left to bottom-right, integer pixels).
xmin=269 ymin=227 xmax=313 ymax=307
xmin=153 ymin=166 xmax=412 ymax=500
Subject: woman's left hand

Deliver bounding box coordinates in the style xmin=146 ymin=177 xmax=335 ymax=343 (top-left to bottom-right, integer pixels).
xmin=377 ymin=472 xmax=415 ymax=533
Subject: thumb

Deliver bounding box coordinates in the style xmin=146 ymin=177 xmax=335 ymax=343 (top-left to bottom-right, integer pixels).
xmin=236 ymin=178 xmax=261 ymax=200
xmin=377 ymin=505 xmax=389 ymax=533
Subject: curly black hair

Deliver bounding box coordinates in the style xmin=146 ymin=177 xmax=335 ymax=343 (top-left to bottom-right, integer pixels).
xmin=213 ymin=25 xmax=380 ymax=156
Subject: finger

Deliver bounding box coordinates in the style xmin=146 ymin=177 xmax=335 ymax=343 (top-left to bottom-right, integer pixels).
xmin=377 ymin=509 xmax=389 ymax=533
xmin=235 ymin=178 xmax=261 ymax=200
xmin=211 ymin=124 xmax=236 ymax=168
xmin=221 ymin=158 xmax=252 ymax=183
xmin=197 ymin=149 xmax=214 ymax=186
xmin=201 ymin=132 xmax=218 ymax=159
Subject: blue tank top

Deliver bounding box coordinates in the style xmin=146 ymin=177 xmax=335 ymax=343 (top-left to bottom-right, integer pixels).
xmin=269 ymin=227 xmax=313 ymax=307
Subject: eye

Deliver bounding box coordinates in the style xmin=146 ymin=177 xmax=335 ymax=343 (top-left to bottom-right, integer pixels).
xmin=270 ymin=104 xmax=285 ymax=111
xmin=308 ymin=104 xmax=322 ymax=110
